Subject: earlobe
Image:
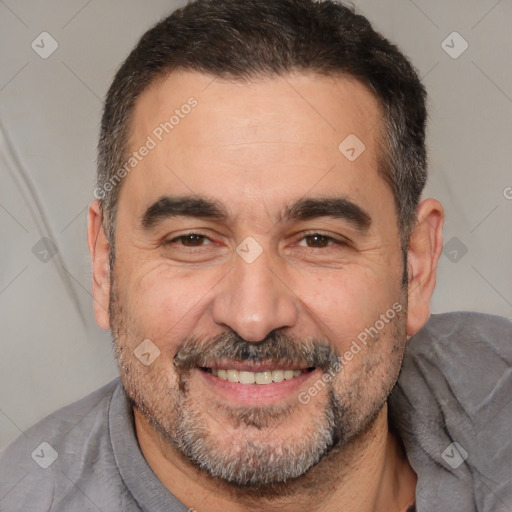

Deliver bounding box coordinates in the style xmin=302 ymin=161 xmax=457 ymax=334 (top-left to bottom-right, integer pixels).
xmin=87 ymin=200 xmax=111 ymax=330
xmin=406 ymin=198 xmax=444 ymax=337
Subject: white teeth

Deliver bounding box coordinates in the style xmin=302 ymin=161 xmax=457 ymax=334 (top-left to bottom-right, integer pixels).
xmin=255 ymin=371 xmax=273 ymax=385
xmin=226 ymin=369 xmax=239 ymax=382
xmin=209 ymin=368 xmax=305 ymax=384
xmin=239 ymin=371 xmax=255 ymax=384
xmin=271 ymin=370 xmax=284 ymax=383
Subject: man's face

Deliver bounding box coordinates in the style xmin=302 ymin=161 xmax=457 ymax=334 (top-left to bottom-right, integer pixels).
xmin=108 ymin=70 xmax=408 ymax=487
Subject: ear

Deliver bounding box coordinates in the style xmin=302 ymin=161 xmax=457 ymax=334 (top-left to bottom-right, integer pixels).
xmin=87 ymin=200 xmax=111 ymax=330
xmin=406 ymin=198 xmax=444 ymax=337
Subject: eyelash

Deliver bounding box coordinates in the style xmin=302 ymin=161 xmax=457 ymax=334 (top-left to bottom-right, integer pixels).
xmin=295 ymin=231 xmax=349 ymax=249
xmin=164 ymin=231 xmax=349 ymax=249
xmin=165 ymin=232 xmax=214 ymax=248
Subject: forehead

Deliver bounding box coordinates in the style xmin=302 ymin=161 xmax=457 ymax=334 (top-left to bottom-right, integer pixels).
xmin=120 ymin=70 xmax=389 ymax=222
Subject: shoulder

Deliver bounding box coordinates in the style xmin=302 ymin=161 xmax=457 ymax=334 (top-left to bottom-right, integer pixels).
xmin=392 ymin=309 xmax=512 ymax=434
xmin=389 ymin=312 xmax=512 ymax=511
xmin=0 ymin=378 xmax=124 ymax=511
xmin=407 ymin=310 xmax=511 ymax=360
xmin=397 ymin=311 xmax=511 ymax=420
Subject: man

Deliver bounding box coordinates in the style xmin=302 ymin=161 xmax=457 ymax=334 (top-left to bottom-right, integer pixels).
xmin=1 ymin=1 xmax=510 ymax=511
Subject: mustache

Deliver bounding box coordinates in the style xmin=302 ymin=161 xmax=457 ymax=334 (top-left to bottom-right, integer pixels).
xmin=173 ymin=331 xmax=340 ymax=372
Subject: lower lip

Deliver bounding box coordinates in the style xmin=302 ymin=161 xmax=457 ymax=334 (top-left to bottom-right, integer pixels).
xmin=197 ymin=368 xmax=320 ymax=405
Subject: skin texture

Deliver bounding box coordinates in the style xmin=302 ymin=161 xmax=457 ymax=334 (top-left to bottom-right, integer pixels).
xmin=88 ymin=70 xmax=444 ymax=512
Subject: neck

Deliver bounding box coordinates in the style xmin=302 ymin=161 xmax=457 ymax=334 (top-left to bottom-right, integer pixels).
xmin=134 ymin=403 xmax=417 ymax=512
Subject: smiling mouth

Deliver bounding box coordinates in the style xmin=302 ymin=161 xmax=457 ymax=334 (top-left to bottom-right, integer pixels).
xmin=202 ymin=367 xmax=316 ymax=385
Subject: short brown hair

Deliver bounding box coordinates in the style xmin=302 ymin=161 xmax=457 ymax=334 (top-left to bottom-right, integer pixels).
xmin=97 ymin=0 xmax=427 ymax=252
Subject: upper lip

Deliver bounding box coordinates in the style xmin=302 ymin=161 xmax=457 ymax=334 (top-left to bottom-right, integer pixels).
xmin=200 ymin=359 xmax=314 ymax=373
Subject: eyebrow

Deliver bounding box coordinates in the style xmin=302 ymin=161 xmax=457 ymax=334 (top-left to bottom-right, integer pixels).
xmin=141 ymin=195 xmax=371 ymax=233
xmin=282 ymin=197 xmax=372 ymax=232
xmin=141 ymin=196 xmax=228 ymax=229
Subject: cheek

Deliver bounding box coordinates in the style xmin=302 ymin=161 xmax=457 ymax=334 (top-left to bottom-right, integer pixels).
xmin=294 ymin=266 xmax=402 ymax=351
xmin=117 ymin=261 xmax=222 ymax=346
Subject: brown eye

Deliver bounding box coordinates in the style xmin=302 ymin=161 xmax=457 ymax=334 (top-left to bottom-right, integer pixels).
xmin=162 ymin=231 xmax=224 ymax=263
xmin=304 ymin=234 xmax=332 ymax=248
xmin=179 ymin=234 xmax=208 ymax=246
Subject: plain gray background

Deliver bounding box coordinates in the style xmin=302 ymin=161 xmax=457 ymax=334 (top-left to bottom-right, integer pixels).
xmin=1 ymin=0 xmax=511 ymax=452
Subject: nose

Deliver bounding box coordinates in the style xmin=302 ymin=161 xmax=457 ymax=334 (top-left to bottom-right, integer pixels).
xmin=211 ymin=250 xmax=299 ymax=342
